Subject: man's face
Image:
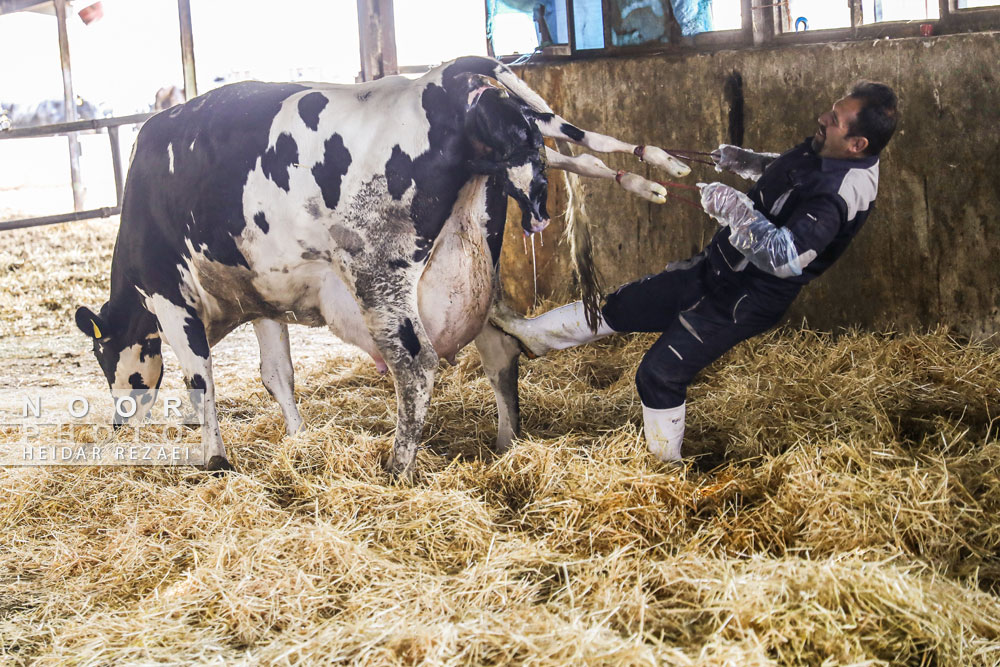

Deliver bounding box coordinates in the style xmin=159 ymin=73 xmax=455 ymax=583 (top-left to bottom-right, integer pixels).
xmin=811 ymin=96 xmax=869 ymax=159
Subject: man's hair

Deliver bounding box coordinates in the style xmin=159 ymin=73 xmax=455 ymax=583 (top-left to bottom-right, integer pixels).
xmin=847 ymin=81 xmax=898 ymax=156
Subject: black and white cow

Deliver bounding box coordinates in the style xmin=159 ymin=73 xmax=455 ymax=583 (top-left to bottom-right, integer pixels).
xmin=74 ymin=56 xmax=689 ymax=476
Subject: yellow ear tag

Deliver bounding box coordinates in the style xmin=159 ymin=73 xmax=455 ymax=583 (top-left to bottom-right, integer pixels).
xmin=92 ymin=321 xmax=102 ymax=339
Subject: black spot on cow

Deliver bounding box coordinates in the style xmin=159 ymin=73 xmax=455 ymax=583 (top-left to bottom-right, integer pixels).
xmin=357 ymin=91 xmax=372 ymax=102
xmin=388 ymin=258 xmax=409 ymax=270
xmin=261 ymin=132 xmax=299 ymax=192
xmin=128 ymin=372 xmax=149 ymax=389
xmin=398 ymin=318 xmax=421 ymax=358
xmin=312 ymin=133 xmax=352 ymax=209
xmin=189 ymin=374 xmax=207 ymax=391
xmin=385 ymin=145 xmax=414 ymax=200
xmin=559 ymin=122 xmax=585 ymax=142
xmin=253 ymin=211 xmax=270 ymax=233
xmin=138 ymin=335 xmax=161 ymax=363
xmin=297 ymin=92 xmax=327 ymax=131
xmin=403 ymin=79 xmax=473 ymax=263
xmin=183 ymin=314 xmax=210 ymax=358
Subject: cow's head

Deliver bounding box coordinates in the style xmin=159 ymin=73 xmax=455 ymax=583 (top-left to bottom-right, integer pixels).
xmin=75 ymin=305 xmax=163 ymax=420
xmin=466 ymin=85 xmax=549 ymax=234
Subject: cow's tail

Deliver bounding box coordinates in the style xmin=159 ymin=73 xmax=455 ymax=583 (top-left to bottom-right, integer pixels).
xmin=557 ymin=140 xmax=605 ymax=333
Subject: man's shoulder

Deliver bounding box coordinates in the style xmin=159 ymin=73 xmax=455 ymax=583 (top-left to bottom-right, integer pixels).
xmin=834 ymin=161 xmax=880 ymax=219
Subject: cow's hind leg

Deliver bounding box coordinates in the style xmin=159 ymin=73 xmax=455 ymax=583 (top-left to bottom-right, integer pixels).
xmin=375 ymin=308 xmax=438 ymax=479
xmin=253 ymin=319 xmax=303 ymax=435
xmin=474 ymin=321 xmax=521 ymax=454
xmin=341 ymin=284 xmax=438 ymax=480
xmin=149 ymin=296 xmax=231 ymax=471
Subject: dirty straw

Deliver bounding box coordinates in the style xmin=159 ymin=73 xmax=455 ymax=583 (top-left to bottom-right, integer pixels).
xmin=1 ymin=220 xmax=999 ymax=665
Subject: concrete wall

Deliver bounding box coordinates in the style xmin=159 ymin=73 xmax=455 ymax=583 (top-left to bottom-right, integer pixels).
xmin=498 ymin=32 xmax=1000 ymax=339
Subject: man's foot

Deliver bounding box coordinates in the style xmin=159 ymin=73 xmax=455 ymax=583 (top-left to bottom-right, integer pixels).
xmin=488 ymin=301 xmax=546 ymax=358
xmin=490 ymin=300 xmax=618 ymax=359
xmin=643 ymin=402 xmax=685 ymax=463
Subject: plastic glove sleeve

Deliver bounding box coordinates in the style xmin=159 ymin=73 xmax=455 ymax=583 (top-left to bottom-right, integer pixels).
xmin=727 ymin=212 xmax=803 ymax=278
xmin=699 ymin=181 xmax=803 ymax=279
xmin=713 ymin=144 xmax=780 ymax=182
xmin=699 ymin=182 xmax=755 ymax=222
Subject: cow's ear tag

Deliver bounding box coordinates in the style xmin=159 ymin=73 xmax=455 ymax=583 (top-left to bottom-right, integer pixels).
xmin=75 ymin=306 xmax=107 ymax=340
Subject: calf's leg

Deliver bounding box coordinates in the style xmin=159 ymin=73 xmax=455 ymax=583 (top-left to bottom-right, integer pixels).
xmin=253 ymin=318 xmax=303 ymax=435
xmin=544 ymin=146 xmax=668 ymax=204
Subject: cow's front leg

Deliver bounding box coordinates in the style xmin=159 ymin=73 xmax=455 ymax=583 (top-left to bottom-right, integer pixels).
xmin=149 ymin=296 xmax=230 ymax=471
xmin=474 ymin=321 xmax=521 ymax=454
xmin=253 ymin=318 xmax=303 ymax=435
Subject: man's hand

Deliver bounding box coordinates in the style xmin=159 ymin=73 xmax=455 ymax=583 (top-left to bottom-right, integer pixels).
xmin=710 ymin=144 xmax=779 ymax=182
xmin=698 ymin=182 xmax=755 ymax=226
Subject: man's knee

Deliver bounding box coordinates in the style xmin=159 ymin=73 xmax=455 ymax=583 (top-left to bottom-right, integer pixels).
xmin=635 ymin=354 xmax=687 ymax=410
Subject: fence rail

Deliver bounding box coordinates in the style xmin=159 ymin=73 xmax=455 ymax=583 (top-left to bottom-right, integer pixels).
xmin=0 ymin=111 xmax=157 ymax=231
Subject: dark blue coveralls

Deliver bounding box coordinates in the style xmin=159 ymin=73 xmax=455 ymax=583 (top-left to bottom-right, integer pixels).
xmin=600 ymin=139 xmax=881 ymax=409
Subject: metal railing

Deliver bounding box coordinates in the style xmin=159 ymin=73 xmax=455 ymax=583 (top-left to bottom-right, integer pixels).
xmin=0 ymin=111 xmax=156 ymax=231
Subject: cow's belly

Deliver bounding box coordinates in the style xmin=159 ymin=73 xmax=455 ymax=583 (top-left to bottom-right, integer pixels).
xmin=312 ymin=208 xmax=494 ymax=366
xmin=220 ymin=176 xmax=494 ymax=367
xmin=417 ymin=209 xmax=494 ymax=360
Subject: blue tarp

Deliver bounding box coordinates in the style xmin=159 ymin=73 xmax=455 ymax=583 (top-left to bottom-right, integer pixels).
xmin=670 ymin=0 xmax=714 ymax=36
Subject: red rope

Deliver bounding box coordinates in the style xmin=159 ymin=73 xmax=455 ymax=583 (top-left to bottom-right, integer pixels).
xmin=656 ymin=180 xmax=700 ymax=191
xmin=665 ymin=192 xmax=703 ymax=210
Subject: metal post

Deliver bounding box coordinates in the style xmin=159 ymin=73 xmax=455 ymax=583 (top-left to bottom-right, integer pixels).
xmin=108 ymin=125 xmax=124 ymax=207
xmin=177 ymin=0 xmax=198 ymax=99
xmin=54 ymin=0 xmax=84 ymax=212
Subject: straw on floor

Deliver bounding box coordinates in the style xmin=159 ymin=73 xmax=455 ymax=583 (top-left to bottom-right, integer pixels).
xmin=1 ymin=220 xmax=998 ymax=665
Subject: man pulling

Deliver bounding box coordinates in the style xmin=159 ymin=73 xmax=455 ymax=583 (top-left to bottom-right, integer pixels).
xmin=491 ymin=82 xmax=899 ymax=463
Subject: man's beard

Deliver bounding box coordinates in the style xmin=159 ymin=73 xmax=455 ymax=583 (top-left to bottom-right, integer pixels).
xmin=811 ymin=131 xmax=825 ymax=154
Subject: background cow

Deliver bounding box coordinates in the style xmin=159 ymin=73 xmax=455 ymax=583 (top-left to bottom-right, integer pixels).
xmin=75 ymin=56 xmax=688 ymax=477
xmin=153 ymin=85 xmax=186 ymax=112
xmin=2 ymin=96 xmax=106 ymax=128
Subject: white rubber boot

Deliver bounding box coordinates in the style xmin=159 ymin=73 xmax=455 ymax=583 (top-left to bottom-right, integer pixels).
xmin=643 ymin=402 xmax=685 ymax=463
xmin=489 ymin=300 xmax=615 ymax=358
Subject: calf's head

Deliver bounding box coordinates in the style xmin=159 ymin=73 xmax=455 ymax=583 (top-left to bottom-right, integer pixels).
xmin=75 ymin=305 xmax=163 ymax=400
xmin=467 ymin=86 xmax=549 ymax=234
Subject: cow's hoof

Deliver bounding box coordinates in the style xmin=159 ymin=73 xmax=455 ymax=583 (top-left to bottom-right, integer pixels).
xmin=205 ymin=455 xmax=234 ymax=474
xmin=492 ymin=436 xmax=516 ymax=456
xmin=387 ymin=456 xmax=415 ymax=484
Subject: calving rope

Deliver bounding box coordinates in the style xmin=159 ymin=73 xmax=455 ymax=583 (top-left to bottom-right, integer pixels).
xmin=662 ymin=147 xmax=717 ymax=167
xmin=654 ymin=179 xmax=704 ymax=210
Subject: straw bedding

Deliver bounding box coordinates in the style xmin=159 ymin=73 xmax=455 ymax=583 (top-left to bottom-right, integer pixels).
xmin=1 ymin=220 xmax=999 ymax=665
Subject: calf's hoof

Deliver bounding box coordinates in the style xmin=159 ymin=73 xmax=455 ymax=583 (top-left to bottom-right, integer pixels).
xmin=204 ymin=455 xmax=234 ymax=474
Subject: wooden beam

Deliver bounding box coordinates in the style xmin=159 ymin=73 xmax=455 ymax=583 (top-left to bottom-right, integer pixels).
xmin=356 ymin=0 xmax=397 ymax=82
xmin=177 ymin=0 xmax=197 ymax=99
xmin=54 ymin=0 xmax=84 ymax=212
